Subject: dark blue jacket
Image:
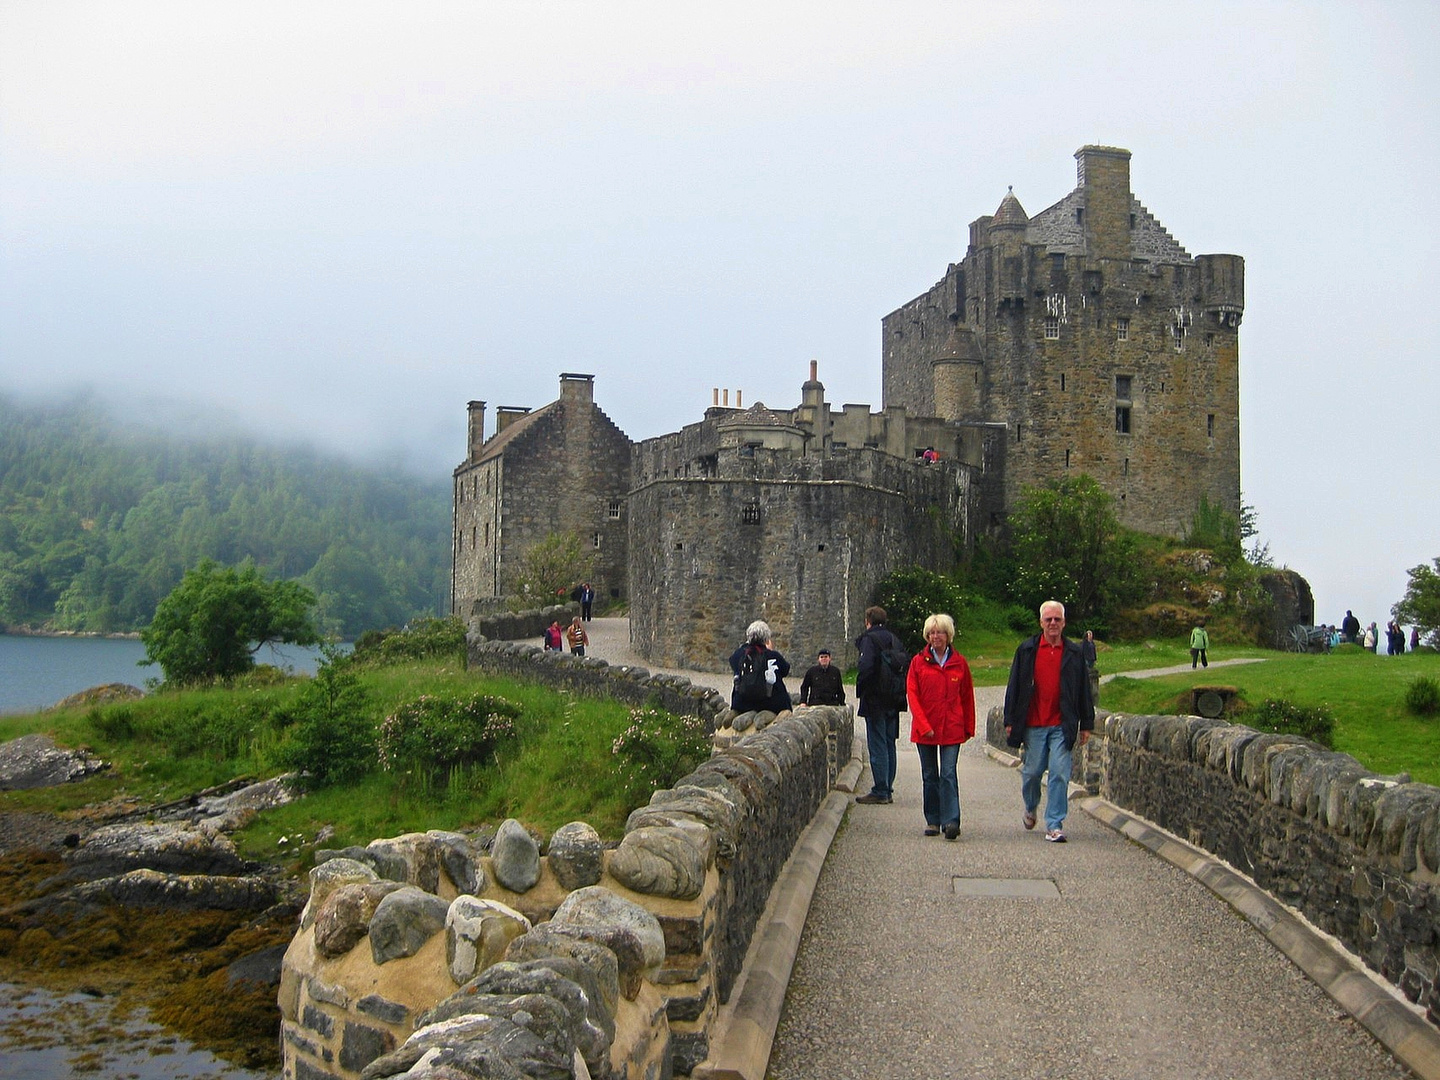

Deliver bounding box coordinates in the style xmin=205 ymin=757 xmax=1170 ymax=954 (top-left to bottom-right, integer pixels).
xmin=1002 ymin=634 xmax=1095 ymax=749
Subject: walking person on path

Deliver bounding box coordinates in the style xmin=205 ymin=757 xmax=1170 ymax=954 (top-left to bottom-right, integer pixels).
xmin=1003 ymin=600 xmax=1094 ymax=843
xmin=854 ymin=606 xmax=907 ymax=806
xmin=1190 ymin=619 xmax=1210 ymax=668
xmin=565 ymin=616 xmax=588 ymax=656
xmin=907 ymin=614 xmax=974 ymax=840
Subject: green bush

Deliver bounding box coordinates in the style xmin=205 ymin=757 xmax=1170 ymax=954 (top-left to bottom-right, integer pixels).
xmin=1245 ymin=698 xmax=1335 ymax=747
xmin=352 ymin=616 xmax=468 ymax=666
xmin=1404 ymin=676 xmax=1440 ymax=716
xmin=277 ymin=648 xmax=377 ymax=789
xmin=377 ymin=693 xmax=521 ymax=786
xmin=610 ymin=706 xmax=711 ymax=803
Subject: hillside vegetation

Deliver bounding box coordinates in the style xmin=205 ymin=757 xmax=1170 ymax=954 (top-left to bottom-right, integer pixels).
xmin=0 ymin=393 xmax=450 ymax=638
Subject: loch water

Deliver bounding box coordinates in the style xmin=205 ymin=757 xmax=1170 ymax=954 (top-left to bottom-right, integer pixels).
xmin=0 ymin=634 xmax=329 ymax=715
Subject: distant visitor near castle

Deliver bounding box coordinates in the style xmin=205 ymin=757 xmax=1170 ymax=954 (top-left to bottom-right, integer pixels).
xmin=452 ymin=146 xmax=1243 ymax=672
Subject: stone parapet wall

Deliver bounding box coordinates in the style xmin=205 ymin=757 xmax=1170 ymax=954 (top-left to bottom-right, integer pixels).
xmin=465 ymin=602 xmax=580 ymax=646
xmin=280 ymin=691 xmax=854 ymax=1079
xmin=467 ymin=636 xmax=730 ymax=725
xmin=985 ymin=707 xmax=1440 ymax=1028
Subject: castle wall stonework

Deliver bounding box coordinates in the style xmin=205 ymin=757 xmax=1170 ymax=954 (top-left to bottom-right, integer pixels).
xmin=627 ymin=447 xmax=969 ymax=673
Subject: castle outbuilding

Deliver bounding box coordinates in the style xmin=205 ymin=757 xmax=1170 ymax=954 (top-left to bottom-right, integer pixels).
xmin=452 ymin=146 xmax=1243 ymax=670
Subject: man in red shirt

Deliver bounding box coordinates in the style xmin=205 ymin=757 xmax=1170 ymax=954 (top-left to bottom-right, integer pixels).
xmin=1002 ymin=600 xmax=1095 ymax=843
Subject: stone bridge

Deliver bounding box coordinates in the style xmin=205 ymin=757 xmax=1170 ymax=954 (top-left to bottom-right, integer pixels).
xmin=279 ymin=619 xmax=1440 ymax=1080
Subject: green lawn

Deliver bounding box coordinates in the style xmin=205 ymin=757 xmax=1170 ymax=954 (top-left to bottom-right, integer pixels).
xmin=1097 ymin=644 xmax=1440 ymax=785
xmin=959 ymin=629 xmax=1268 ymax=686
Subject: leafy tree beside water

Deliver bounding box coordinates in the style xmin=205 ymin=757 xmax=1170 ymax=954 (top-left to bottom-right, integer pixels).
xmin=140 ymin=560 xmax=320 ymax=684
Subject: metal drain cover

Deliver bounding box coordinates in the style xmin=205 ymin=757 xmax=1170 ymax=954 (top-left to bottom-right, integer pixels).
xmin=951 ymin=877 xmax=1060 ymax=898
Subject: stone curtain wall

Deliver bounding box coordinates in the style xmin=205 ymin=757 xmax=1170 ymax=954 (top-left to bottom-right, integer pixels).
xmin=986 ymin=708 xmax=1440 ymax=1028
xmin=280 ymin=642 xmax=854 ymax=1079
xmin=628 ymin=448 xmax=966 ymax=673
xmin=464 ymin=602 xmax=581 ymax=651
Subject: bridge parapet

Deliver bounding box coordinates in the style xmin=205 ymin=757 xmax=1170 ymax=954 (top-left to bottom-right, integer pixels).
xmin=988 ymin=706 xmax=1440 ymax=1029
xmin=279 ymin=652 xmax=853 ymax=1079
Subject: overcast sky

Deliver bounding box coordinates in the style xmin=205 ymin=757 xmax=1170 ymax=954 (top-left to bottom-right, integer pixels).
xmin=2 ymin=1 xmax=1437 ymax=635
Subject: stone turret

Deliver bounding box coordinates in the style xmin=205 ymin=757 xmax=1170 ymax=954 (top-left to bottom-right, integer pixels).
xmin=932 ymin=325 xmax=983 ymax=422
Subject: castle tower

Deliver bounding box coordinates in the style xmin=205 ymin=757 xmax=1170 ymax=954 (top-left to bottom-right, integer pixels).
xmin=932 ymin=325 xmax=983 ymax=422
xmin=1076 ymin=145 xmax=1133 ymax=261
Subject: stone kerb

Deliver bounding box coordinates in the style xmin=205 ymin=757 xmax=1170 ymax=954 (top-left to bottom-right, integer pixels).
xmin=467 ymin=634 xmax=730 ymax=726
xmin=985 ymin=705 xmax=1440 ymax=1029
xmin=278 ymin=705 xmax=847 ymax=1079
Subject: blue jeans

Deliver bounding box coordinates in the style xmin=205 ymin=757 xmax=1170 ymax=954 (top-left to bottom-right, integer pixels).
xmin=916 ymin=742 xmax=961 ymax=828
xmin=864 ymin=711 xmax=900 ymax=799
xmin=1022 ymin=725 xmax=1073 ymax=831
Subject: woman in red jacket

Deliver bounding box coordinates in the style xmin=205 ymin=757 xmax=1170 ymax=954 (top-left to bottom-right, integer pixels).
xmin=907 ymin=613 xmax=975 ymax=841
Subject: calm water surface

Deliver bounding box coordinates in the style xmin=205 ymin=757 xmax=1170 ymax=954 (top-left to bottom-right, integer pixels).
xmin=0 ymin=634 xmax=330 ymax=715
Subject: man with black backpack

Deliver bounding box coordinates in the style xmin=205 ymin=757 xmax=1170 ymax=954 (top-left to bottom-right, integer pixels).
xmin=854 ymin=606 xmax=909 ymax=805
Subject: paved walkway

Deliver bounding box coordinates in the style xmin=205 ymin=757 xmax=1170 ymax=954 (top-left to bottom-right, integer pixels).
xmin=539 ymin=621 xmax=1424 ymax=1078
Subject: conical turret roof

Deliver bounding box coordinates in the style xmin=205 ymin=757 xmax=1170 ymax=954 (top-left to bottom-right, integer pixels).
xmin=992 ymin=186 xmax=1028 ymax=227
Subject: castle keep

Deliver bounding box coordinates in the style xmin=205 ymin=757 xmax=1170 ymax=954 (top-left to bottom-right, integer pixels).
xmin=452 ymin=146 xmax=1243 ymax=670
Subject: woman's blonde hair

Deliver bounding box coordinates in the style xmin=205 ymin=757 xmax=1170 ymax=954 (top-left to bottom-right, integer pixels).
xmin=746 ymin=620 xmax=772 ymax=645
xmin=922 ymin=613 xmax=955 ymax=643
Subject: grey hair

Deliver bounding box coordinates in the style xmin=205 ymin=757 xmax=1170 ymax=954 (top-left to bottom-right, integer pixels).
xmin=746 ymin=620 xmax=772 ymax=645
xmin=1039 ymin=600 xmax=1066 ymax=618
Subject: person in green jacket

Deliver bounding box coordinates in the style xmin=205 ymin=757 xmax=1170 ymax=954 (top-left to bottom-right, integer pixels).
xmin=1190 ymin=621 xmax=1210 ymax=669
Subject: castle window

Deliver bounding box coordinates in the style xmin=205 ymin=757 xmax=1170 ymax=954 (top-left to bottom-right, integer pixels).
xmin=484 ymin=523 xmax=489 ymax=545
xmin=1129 ymin=213 xmax=1137 ymax=229
xmin=1173 ymin=323 xmax=1186 ymax=350
xmin=1116 ymin=375 xmax=1132 ymax=400
xmin=1205 ymin=332 xmax=1215 ymax=346
xmin=1207 ymin=413 xmax=1215 ymax=439
xmin=1075 ymin=208 xmax=1084 ymax=225
xmin=608 ymin=499 xmax=622 ymax=520
xmin=471 ymin=526 xmax=476 ymax=548
xmin=1060 ymin=373 xmax=1066 ymax=391
xmin=817 ymin=543 xmax=826 ymax=552
xmin=1044 ymin=317 xmax=1060 ymax=339
xmin=742 ymin=503 xmax=761 ymax=523
xmin=1116 ymin=406 xmax=1132 ymax=434
xmin=1117 ymin=317 xmax=1129 ymax=341
xmin=675 ymin=542 xmax=684 ymax=551
xmin=1065 ymin=449 xmax=1071 ymax=469
xmin=593 ymin=533 xmax=602 ymax=549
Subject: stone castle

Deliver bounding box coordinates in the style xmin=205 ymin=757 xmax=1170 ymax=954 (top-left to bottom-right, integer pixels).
xmin=452 ymin=146 xmax=1243 ymax=671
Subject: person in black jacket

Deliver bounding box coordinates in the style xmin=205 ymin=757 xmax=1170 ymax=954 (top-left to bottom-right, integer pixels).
xmin=728 ymin=620 xmax=792 ymax=715
xmin=854 ymin=606 xmax=906 ymax=805
xmin=798 ymin=649 xmax=846 ymax=706
xmin=1003 ymin=600 xmax=1095 ymax=843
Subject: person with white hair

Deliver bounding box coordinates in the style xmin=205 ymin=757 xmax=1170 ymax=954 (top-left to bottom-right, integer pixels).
xmin=1002 ymin=600 xmax=1095 ymax=843
xmin=728 ymin=619 xmax=793 ymax=715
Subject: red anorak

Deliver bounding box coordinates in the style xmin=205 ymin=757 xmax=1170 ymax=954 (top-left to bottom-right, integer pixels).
xmin=907 ymin=647 xmax=976 ymax=746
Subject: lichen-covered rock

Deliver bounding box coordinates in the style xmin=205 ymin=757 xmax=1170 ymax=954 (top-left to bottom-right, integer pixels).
xmin=548 ymin=885 xmax=664 ymax=999
xmin=360 ymin=1008 xmax=573 ymax=1079
xmin=607 ymin=825 xmax=708 ymax=900
xmin=452 ymin=959 xmax=613 ymax=1071
xmin=630 ymin=783 xmax=738 ymax=858
xmin=304 ymin=857 xmax=380 ymax=929
xmin=65 ymin=869 xmax=278 ymax=911
xmin=315 ymin=880 xmax=406 ymax=958
xmin=368 ymin=833 xmax=442 ymax=893
xmin=64 ymin=821 xmax=251 ymax=879
xmin=504 ymin=926 xmax=621 ymax=1018
xmin=429 ymin=829 xmax=487 ymax=895
xmin=446 ymin=896 xmax=532 ymax=984
xmin=490 ymin=818 xmax=540 ymax=893
xmin=0 ymin=733 xmax=110 ymax=790
xmin=730 ymin=710 xmax=756 ymax=733
xmin=369 ymin=886 xmax=450 ymax=965
xmin=546 ymin=822 xmax=603 ymax=891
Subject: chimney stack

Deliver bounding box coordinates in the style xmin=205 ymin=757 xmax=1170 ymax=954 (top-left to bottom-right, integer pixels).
xmin=466 ymin=400 xmax=487 ymax=461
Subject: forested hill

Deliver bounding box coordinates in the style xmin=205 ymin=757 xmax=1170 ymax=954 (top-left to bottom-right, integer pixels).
xmin=0 ymin=393 xmax=451 ymax=638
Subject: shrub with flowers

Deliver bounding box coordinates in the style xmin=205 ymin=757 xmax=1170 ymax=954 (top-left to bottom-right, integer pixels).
xmin=610 ymin=705 xmax=711 ymax=803
xmin=378 ymin=693 xmax=521 ymax=785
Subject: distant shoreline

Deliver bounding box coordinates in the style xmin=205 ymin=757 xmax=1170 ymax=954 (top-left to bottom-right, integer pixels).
xmin=0 ymin=627 xmax=142 ymax=640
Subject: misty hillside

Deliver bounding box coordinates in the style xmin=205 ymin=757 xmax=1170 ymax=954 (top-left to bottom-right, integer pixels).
xmin=0 ymin=393 xmax=451 ymax=638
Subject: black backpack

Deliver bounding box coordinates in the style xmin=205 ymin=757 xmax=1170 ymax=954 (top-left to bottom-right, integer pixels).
xmin=869 ymin=633 xmax=910 ymax=710
xmin=734 ymin=646 xmax=771 ymax=709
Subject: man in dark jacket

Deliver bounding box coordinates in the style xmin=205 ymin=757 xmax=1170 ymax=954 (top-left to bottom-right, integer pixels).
xmin=854 ymin=606 xmax=906 ymax=805
xmin=1003 ymin=600 xmax=1095 ymax=843
xmin=798 ymin=648 xmax=846 ymax=706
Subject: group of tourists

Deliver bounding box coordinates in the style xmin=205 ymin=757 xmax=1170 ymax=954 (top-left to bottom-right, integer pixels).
xmin=1338 ymin=609 xmax=1418 ymax=654
xmin=729 ymin=601 xmax=1095 ymax=846
xmin=542 ymin=615 xmax=589 ymax=656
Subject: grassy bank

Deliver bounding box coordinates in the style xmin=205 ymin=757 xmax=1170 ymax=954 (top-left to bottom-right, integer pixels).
xmin=1098 ymin=645 xmax=1440 ymax=785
